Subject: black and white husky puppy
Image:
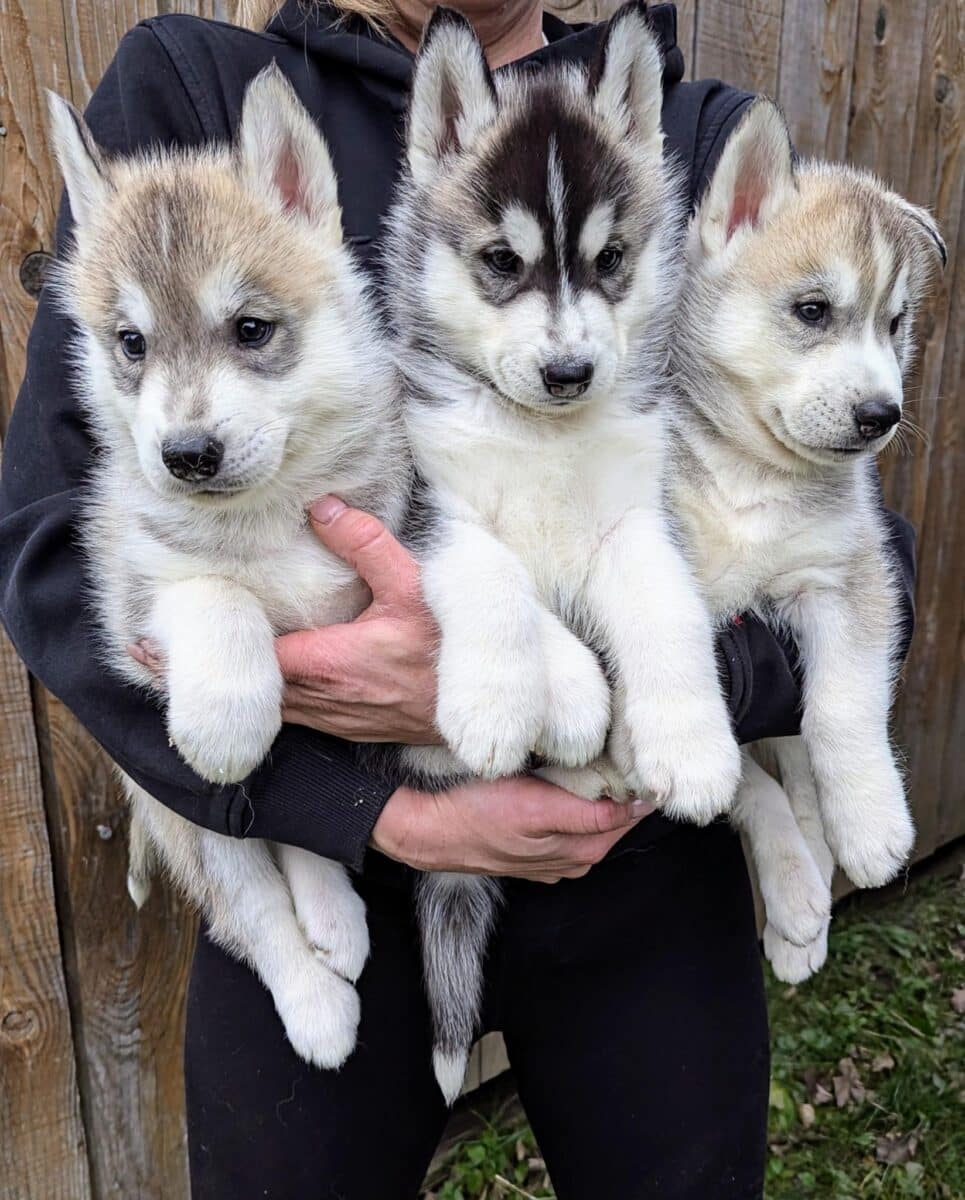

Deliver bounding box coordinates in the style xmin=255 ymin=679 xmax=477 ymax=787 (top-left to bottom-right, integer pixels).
xmin=386 ymin=2 xmax=741 ymax=1101
xmin=668 ymin=99 xmax=943 ymax=981
xmin=48 ymin=68 xmax=409 ymax=1069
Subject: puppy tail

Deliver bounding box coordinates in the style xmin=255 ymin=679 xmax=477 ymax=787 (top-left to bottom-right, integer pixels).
xmin=416 ymin=872 xmax=503 ymax=1105
xmin=127 ymin=807 xmax=156 ymax=909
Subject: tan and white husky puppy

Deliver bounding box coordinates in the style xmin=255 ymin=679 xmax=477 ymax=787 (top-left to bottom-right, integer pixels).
xmin=386 ymin=2 xmax=741 ymax=1101
xmin=48 ymin=68 xmax=409 ymax=1068
xmin=669 ymin=99 xmax=944 ymax=981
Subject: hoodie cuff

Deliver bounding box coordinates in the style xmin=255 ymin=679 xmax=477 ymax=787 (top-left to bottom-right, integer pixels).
xmin=716 ymin=615 xmax=803 ymax=745
xmin=229 ymin=726 xmax=397 ymax=872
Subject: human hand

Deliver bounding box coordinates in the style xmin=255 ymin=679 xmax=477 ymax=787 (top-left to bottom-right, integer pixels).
xmin=371 ymin=775 xmax=654 ymax=883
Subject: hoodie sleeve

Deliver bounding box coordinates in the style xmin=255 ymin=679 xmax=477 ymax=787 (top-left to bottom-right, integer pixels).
xmin=0 ymin=23 xmax=396 ymax=872
xmin=696 ymin=91 xmax=918 ymax=743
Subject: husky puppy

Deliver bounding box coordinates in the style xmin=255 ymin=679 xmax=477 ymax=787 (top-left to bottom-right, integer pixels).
xmin=669 ymin=99 xmax=944 ymax=981
xmin=48 ymin=67 xmax=409 ymax=1068
xmin=386 ymin=2 xmax=741 ymax=1102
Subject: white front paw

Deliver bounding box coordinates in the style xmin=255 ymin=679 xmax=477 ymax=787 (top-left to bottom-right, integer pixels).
xmin=274 ymin=952 xmax=361 ymax=1070
xmin=820 ymin=758 xmax=914 ymax=888
xmin=436 ymin=663 xmax=545 ymax=779
xmin=535 ymin=637 xmax=610 ymax=767
xmin=612 ymin=694 xmax=740 ymax=823
xmin=759 ymin=849 xmax=832 ymax=948
xmin=764 ymin=921 xmax=830 ymax=985
xmin=295 ymin=885 xmax=370 ymax=984
xmin=167 ymin=667 xmax=282 ymax=783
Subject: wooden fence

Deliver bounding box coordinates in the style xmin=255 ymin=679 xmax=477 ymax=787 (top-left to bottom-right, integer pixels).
xmin=0 ymin=1 xmax=962 ymax=1196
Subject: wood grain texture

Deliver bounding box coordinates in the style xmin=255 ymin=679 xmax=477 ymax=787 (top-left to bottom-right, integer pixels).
xmin=692 ymin=0 xmax=784 ymax=95
xmin=0 ymin=632 xmax=92 ymax=1200
xmin=876 ymin=0 xmax=965 ymax=860
xmin=777 ymin=0 xmax=860 ymax=160
xmin=36 ymin=688 xmax=197 ymax=1200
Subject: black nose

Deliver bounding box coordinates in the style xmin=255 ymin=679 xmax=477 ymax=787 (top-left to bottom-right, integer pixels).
xmin=161 ymin=435 xmax=224 ymax=481
xmin=854 ymin=397 xmax=901 ymax=441
xmin=541 ymin=359 xmax=594 ymax=399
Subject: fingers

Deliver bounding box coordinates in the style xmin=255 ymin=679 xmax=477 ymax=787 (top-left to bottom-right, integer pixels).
xmin=308 ymin=496 xmax=420 ymax=606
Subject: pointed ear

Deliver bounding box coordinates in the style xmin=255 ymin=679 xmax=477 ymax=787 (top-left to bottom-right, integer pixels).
xmin=407 ymin=7 xmax=497 ymax=185
xmin=238 ymin=63 xmax=341 ymax=232
xmin=695 ymin=99 xmax=796 ymax=259
xmin=589 ymin=0 xmax=664 ymax=154
xmin=891 ymin=196 xmax=947 ymax=272
xmin=47 ymin=92 xmax=110 ymax=232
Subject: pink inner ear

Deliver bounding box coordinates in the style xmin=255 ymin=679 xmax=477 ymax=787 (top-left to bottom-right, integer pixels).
xmin=274 ymin=142 xmax=305 ymax=216
xmin=727 ymin=167 xmax=768 ymax=240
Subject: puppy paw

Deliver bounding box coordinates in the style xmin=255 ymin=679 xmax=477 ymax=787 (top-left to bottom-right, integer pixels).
xmin=764 ymin=920 xmax=830 ymax=985
xmin=274 ymin=954 xmax=361 ymax=1070
xmin=296 ymin=887 xmax=370 ymax=984
xmin=759 ymin=850 xmax=832 ymax=948
xmin=436 ymin=668 xmax=544 ymax=779
xmin=535 ymin=636 xmax=610 ymax=767
xmin=536 ymin=756 xmax=629 ymax=801
xmin=822 ymin=761 xmax=914 ymax=888
xmin=615 ymin=697 xmax=740 ymax=824
xmin=168 ymin=672 xmax=282 ymax=783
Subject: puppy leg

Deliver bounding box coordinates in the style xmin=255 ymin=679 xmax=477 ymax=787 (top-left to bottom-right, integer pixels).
xmin=422 ymin=519 xmax=548 ymax=778
xmin=733 ymin=750 xmax=831 ymax=984
xmin=127 ymin=780 xmax=360 ymax=1068
xmin=583 ymin=509 xmax=740 ymax=824
xmin=277 ymin=844 xmax=369 ymax=983
xmin=788 ymin=586 xmax=914 ymax=888
xmin=534 ymin=607 xmax=610 ymax=768
xmin=149 ymin=577 xmax=282 ymax=783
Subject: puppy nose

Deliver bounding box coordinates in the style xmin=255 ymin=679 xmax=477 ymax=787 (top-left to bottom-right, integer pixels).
xmin=161 ymin=434 xmax=224 ymax=481
xmin=541 ymin=359 xmax=594 ymax=399
xmin=854 ymin=397 xmax=901 ymax=440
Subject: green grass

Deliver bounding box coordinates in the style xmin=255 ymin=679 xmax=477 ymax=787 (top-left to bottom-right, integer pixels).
xmin=422 ymin=867 xmax=965 ymax=1200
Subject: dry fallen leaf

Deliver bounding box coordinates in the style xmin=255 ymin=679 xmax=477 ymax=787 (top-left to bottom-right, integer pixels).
xmin=951 ymin=988 xmax=965 ymax=1015
xmin=833 ymin=1057 xmax=866 ymax=1108
xmin=875 ymin=1131 xmax=919 ymax=1166
xmin=872 ymin=1051 xmax=896 ymax=1073
xmin=798 ymin=1102 xmax=816 ymax=1128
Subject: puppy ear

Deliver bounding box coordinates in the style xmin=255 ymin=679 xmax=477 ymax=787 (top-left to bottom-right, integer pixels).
xmin=891 ymin=196 xmax=947 ymax=272
xmin=589 ymin=0 xmax=664 ymax=155
xmin=239 ymin=63 xmax=341 ymax=232
xmin=407 ymin=6 xmax=497 ymax=185
xmin=47 ymin=92 xmax=110 ymax=232
xmin=695 ymin=98 xmax=796 ymax=259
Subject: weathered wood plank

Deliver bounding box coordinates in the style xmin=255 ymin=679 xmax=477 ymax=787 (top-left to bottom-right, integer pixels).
xmin=0 ymin=631 xmax=92 ymax=1200
xmin=876 ymin=0 xmax=964 ymax=861
xmin=36 ymin=689 xmax=197 ymax=1200
xmin=693 ymin=0 xmax=784 ymax=95
xmin=777 ymin=0 xmax=861 ymax=161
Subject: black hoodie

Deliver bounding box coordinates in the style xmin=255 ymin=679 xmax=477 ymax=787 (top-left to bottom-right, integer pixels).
xmin=0 ymin=2 xmax=915 ymax=872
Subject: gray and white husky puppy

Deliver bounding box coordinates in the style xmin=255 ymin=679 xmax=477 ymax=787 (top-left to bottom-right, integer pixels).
xmin=386 ymin=2 xmax=741 ymax=1102
xmin=668 ymin=98 xmax=944 ymax=981
xmin=48 ymin=67 xmax=409 ymax=1068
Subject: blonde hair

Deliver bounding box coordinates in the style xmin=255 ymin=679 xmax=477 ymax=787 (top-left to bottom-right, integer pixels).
xmin=234 ymin=0 xmax=394 ymax=31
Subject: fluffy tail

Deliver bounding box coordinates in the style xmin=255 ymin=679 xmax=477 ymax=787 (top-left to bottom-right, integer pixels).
xmin=416 ymin=872 xmax=503 ymax=1104
xmin=126 ymin=806 xmax=156 ymax=909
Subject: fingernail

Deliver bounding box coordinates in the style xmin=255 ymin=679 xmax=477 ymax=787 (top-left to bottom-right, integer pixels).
xmin=310 ymin=495 xmax=346 ymax=525
xmin=631 ymin=797 xmax=654 ymax=818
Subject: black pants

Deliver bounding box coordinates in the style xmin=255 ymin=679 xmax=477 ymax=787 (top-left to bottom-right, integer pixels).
xmin=185 ymin=819 xmax=769 ymax=1199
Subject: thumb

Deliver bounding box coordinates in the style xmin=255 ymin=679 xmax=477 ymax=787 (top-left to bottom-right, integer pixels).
xmin=529 ymin=781 xmax=651 ymax=837
xmin=308 ymin=496 xmax=418 ymax=605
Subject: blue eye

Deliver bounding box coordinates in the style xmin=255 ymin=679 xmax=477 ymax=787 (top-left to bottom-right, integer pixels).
xmin=119 ymin=329 xmax=146 ymax=360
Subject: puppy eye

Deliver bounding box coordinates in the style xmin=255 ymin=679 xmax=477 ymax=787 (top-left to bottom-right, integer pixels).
xmin=483 ymin=246 xmax=522 ymax=276
xmin=236 ymin=317 xmax=274 ymax=347
xmin=119 ymin=329 xmax=146 ymax=361
xmin=596 ymin=244 xmax=623 ymax=274
xmin=795 ymin=299 xmax=830 ymax=325
xmin=889 ymin=310 xmax=906 ymax=337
